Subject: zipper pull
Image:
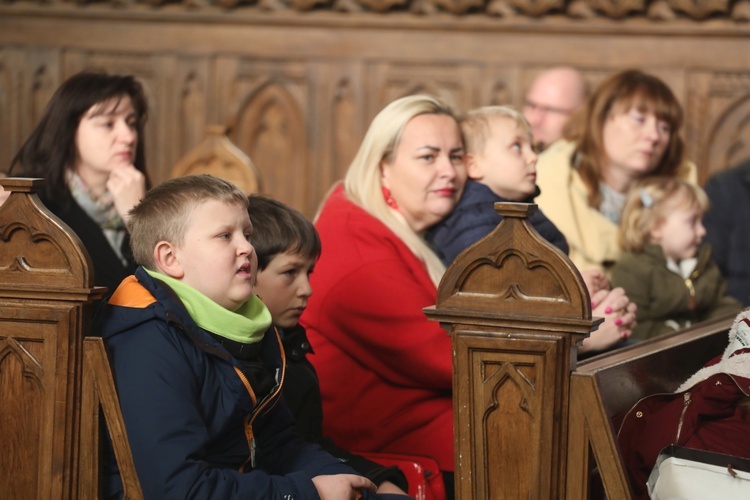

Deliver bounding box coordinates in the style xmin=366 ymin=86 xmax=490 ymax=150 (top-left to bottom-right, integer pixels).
xmin=250 ymin=436 xmax=256 ymax=468
xmin=684 ymin=278 xmax=696 ymax=310
xmin=675 ymin=391 xmax=692 ymax=443
xmin=241 ymin=416 xmax=256 ymax=471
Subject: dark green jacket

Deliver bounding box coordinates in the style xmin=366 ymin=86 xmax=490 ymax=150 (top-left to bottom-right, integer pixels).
xmin=611 ymin=244 xmax=741 ymax=340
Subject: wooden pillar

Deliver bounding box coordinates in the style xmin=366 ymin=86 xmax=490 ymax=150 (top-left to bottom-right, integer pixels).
xmin=0 ymin=178 xmax=103 ymax=499
xmin=425 ymin=203 xmax=601 ymax=500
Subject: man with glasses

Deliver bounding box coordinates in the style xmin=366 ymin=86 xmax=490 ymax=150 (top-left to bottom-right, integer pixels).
xmin=523 ymin=66 xmax=588 ymax=152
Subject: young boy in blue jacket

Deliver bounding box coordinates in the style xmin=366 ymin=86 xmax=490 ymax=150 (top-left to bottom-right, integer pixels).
xmin=426 ymin=105 xmax=568 ymax=266
xmin=99 ymin=174 xmax=376 ymax=499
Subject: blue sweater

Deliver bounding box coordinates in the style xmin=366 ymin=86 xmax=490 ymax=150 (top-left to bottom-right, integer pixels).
xmin=426 ymin=180 xmax=569 ymax=266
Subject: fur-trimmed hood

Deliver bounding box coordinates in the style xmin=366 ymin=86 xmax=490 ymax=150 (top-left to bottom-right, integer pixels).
xmin=677 ymin=308 xmax=750 ymax=392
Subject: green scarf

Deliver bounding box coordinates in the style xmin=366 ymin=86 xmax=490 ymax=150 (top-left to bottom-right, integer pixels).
xmin=145 ymin=269 xmax=271 ymax=344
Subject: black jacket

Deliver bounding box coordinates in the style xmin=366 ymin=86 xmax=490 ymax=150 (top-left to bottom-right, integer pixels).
xmin=280 ymin=324 xmax=409 ymax=491
xmin=703 ymin=160 xmax=750 ymax=306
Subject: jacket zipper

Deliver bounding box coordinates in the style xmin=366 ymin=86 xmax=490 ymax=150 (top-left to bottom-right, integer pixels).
xmin=233 ymin=327 xmax=287 ymax=472
xmin=675 ymin=391 xmax=692 ymax=444
xmin=684 ymin=278 xmax=696 ymax=311
xmin=684 ymin=254 xmax=710 ymax=312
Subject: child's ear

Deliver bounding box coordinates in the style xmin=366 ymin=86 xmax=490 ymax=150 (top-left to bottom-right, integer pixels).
xmin=648 ymin=223 xmax=663 ymax=243
xmin=153 ymin=241 xmax=184 ymax=279
xmin=465 ymin=153 xmax=484 ymax=180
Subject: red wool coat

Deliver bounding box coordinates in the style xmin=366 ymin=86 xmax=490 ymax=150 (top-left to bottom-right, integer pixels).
xmin=301 ymin=184 xmax=455 ymax=471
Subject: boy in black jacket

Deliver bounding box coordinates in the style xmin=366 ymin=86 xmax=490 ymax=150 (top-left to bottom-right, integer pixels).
xmin=248 ymin=194 xmax=411 ymax=496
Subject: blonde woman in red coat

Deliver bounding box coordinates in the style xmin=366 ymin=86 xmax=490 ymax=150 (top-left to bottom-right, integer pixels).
xmin=301 ymin=95 xmax=466 ymax=497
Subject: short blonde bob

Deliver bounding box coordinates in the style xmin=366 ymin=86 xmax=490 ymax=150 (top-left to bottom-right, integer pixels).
xmin=619 ymin=176 xmax=709 ymax=253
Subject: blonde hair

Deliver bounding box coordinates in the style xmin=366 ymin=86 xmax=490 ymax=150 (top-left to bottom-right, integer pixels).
xmin=342 ymin=94 xmax=460 ymax=286
xmin=619 ymin=176 xmax=709 ymax=253
xmin=128 ymin=174 xmax=249 ymax=270
xmin=460 ymin=105 xmax=533 ymax=156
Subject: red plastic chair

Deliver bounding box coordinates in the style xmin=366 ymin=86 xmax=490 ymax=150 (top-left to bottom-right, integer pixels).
xmin=359 ymin=451 xmax=447 ymax=500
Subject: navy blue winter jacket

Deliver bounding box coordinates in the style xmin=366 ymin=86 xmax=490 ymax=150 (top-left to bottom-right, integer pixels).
xmin=426 ymin=180 xmax=569 ymax=267
xmin=99 ymin=267 xmax=360 ymax=499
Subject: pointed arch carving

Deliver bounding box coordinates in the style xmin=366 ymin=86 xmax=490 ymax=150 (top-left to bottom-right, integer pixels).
xmin=333 ymin=78 xmax=357 ymax=177
xmin=233 ymin=82 xmax=306 ymax=207
xmin=0 ymin=337 xmax=44 ymax=494
xmin=706 ymin=94 xmax=750 ymax=177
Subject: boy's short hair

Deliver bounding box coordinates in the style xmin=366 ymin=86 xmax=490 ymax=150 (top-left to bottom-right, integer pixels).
xmin=128 ymin=174 xmax=249 ymax=270
xmin=460 ymin=105 xmax=533 ymax=156
xmin=619 ymin=176 xmax=709 ymax=253
xmin=247 ymin=195 xmax=321 ymax=270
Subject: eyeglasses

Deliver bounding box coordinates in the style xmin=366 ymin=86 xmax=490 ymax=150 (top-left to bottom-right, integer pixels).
xmin=523 ymin=99 xmax=577 ymax=116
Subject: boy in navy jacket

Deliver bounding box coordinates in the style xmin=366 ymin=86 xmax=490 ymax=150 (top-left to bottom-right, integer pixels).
xmin=99 ymin=174 xmax=376 ymax=499
xmin=426 ymin=105 xmax=568 ymax=266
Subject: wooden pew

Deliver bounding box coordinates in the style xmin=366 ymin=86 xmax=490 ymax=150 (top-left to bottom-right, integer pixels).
xmin=0 ymin=178 xmax=141 ymax=499
xmin=568 ymin=316 xmax=733 ymax=499
xmin=425 ymin=203 xmax=735 ymax=499
xmin=1 ymin=180 xmax=733 ymax=499
xmin=170 ymin=125 xmax=263 ymax=195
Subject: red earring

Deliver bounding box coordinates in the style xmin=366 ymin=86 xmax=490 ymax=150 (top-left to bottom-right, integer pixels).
xmin=382 ymin=186 xmax=399 ymax=210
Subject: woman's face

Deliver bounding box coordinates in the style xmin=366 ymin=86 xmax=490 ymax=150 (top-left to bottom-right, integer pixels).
xmin=380 ymin=113 xmax=466 ymax=234
xmin=75 ymin=95 xmax=138 ymax=178
xmin=602 ymin=105 xmax=671 ymax=181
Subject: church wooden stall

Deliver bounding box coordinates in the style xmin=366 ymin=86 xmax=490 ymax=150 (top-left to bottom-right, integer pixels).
xmin=1 ymin=1 xmax=750 ymax=218
xmin=425 ymin=203 xmax=735 ymax=499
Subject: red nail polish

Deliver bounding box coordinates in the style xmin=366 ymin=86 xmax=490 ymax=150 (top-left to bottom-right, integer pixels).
xmin=605 ymin=307 xmax=613 ymax=314
xmin=615 ymin=318 xmax=623 ymax=326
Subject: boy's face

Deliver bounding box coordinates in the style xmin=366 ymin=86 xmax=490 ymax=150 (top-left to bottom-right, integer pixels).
xmin=253 ymin=251 xmax=316 ymax=329
xmin=173 ymin=199 xmax=257 ymax=311
xmin=467 ymin=116 xmax=538 ymax=201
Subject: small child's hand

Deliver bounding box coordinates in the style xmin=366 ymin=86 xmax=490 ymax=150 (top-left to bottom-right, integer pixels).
xmin=580 ymin=268 xmax=610 ymax=298
xmin=312 ymin=473 xmax=376 ymax=500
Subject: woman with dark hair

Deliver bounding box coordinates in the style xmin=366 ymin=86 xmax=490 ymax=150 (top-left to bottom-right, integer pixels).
xmin=535 ymin=69 xmax=696 ymax=275
xmin=9 ymin=70 xmax=150 ymax=292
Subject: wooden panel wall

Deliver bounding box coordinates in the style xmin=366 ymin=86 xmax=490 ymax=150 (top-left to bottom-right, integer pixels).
xmin=1 ymin=3 xmax=749 ymax=217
